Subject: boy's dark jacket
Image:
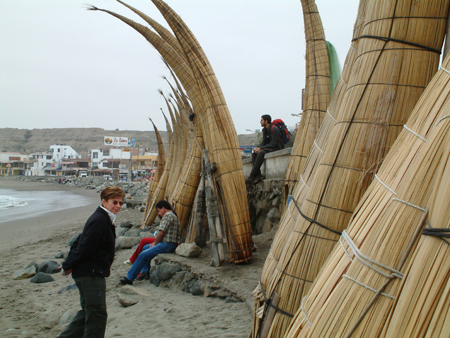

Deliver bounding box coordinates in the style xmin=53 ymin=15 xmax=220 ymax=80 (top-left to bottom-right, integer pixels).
xmin=62 ymin=207 xmax=116 ymax=278
xmin=259 ymin=123 xmax=284 ymax=151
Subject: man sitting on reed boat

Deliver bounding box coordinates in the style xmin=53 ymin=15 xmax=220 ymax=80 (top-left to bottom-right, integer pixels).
xmin=246 ymin=114 xmax=284 ymax=184
xmin=120 ymin=200 xmax=180 ymax=285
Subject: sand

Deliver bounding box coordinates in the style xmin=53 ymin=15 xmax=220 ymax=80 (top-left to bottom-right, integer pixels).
xmin=0 ymin=177 xmax=273 ymax=338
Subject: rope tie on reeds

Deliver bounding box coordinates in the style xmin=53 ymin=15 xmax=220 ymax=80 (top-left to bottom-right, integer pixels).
xmin=422 ymin=220 xmax=450 ymax=245
xmin=341 ymin=275 xmax=396 ymax=299
xmin=301 ymin=296 xmax=313 ymax=326
xmin=314 ymin=140 xmax=324 ymax=153
xmin=341 ymin=230 xmax=404 ymax=279
xmin=257 ymin=281 xmax=294 ymax=318
xmin=403 ymin=125 xmax=427 ymax=141
xmin=300 ymin=174 xmax=310 ymax=189
xmin=339 ymin=236 xmax=354 ymax=262
xmin=436 ymin=114 xmax=450 ymax=126
xmin=351 ymin=35 xmax=441 ymax=54
xmin=327 ymin=109 xmax=336 ymax=122
xmin=375 ymin=174 xmax=396 ymax=195
xmin=392 ymin=198 xmax=427 ymax=212
xmin=292 ymin=198 xmax=342 ymax=236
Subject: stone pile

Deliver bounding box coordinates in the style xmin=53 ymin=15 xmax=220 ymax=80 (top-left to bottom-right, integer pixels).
xmin=12 ymin=260 xmax=60 ymax=283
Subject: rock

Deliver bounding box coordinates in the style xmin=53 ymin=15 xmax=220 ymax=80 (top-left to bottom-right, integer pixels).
xmin=55 ymin=251 xmax=66 ymax=259
xmin=124 ymin=229 xmax=142 ymax=237
xmin=186 ymin=279 xmax=204 ymax=296
xmin=37 ymin=261 xmax=61 ymax=274
xmin=12 ymin=266 xmax=37 ymax=280
xmin=57 ymin=283 xmax=78 ymax=294
xmin=59 ymin=310 xmax=77 ymax=326
xmin=139 ymin=231 xmax=153 ymax=239
xmin=175 ymin=243 xmax=202 ymax=258
xmin=115 ymin=227 xmax=127 ymax=237
xmin=156 ymin=263 xmax=182 ymax=281
xmin=267 ymin=207 xmax=281 ymax=223
xmin=119 ymin=221 xmax=133 ymax=229
xmin=115 ymin=236 xmax=140 ymax=251
xmin=26 ymin=261 xmax=39 ymax=270
xmin=149 ymin=268 xmax=160 ymax=287
xmin=262 ymin=218 xmax=273 ymax=233
xmin=117 ymin=295 xmax=138 ymax=307
xmin=168 ymin=271 xmax=187 ymax=290
xmin=139 ymin=205 xmax=146 ymax=212
xmin=224 ymin=296 xmax=241 ymax=303
xmin=30 ymin=272 xmax=54 ymax=283
xmin=67 ymin=234 xmax=80 ymax=247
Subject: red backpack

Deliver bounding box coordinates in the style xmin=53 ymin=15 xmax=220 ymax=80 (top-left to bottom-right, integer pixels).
xmin=271 ymin=119 xmax=291 ymax=144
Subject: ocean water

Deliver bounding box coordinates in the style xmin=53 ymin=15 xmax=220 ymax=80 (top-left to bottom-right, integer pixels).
xmin=0 ymin=188 xmax=97 ymax=223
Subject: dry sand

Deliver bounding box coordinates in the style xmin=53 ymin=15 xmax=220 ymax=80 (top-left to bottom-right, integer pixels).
xmin=0 ymin=177 xmax=273 ymax=337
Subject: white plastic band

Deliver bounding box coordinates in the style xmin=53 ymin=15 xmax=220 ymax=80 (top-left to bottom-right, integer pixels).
xmin=327 ymin=109 xmax=337 ymax=122
xmin=342 ymin=230 xmax=404 ymax=279
xmin=288 ymin=201 xmax=298 ymax=223
xmin=314 ymin=140 xmax=324 ymax=153
xmin=392 ymin=198 xmax=428 ymax=213
xmin=436 ymin=115 xmax=450 ymax=127
xmin=342 ymin=275 xmax=396 ymax=299
xmin=403 ymin=125 xmax=427 ymax=142
xmin=301 ymin=296 xmax=313 ymax=326
xmin=375 ymin=174 xmax=397 ymax=195
xmin=339 ymin=236 xmax=353 ymax=262
xmin=300 ymin=174 xmax=310 ymax=189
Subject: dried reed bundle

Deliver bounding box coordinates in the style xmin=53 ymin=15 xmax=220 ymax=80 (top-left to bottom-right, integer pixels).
xmin=285 ymin=55 xmax=450 ymax=338
xmin=252 ymin=0 xmax=448 ymax=336
xmin=285 ymin=0 xmax=330 ymax=196
xmin=116 ymin=0 xmax=187 ymax=65
xmin=251 ymin=1 xmax=368 ymax=335
xmin=143 ymin=118 xmax=165 ymax=220
xmin=151 ymin=0 xmax=253 ymax=262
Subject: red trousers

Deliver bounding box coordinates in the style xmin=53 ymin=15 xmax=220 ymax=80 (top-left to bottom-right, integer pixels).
xmin=129 ymin=237 xmax=155 ymax=263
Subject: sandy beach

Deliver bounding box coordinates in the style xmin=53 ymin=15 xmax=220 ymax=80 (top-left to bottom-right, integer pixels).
xmin=0 ymin=177 xmax=273 ymax=338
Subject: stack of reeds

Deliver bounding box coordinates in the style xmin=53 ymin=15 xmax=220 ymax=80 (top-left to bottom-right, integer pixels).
xmin=251 ymin=0 xmax=448 ymax=336
xmin=284 ymin=0 xmax=331 ymax=197
xmin=284 ymin=53 xmax=450 ymax=338
xmin=151 ymin=0 xmax=253 ymax=263
xmin=143 ymin=118 xmax=165 ymax=221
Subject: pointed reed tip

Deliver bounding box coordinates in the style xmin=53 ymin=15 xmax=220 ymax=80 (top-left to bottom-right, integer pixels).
xmin=84 ymin=4 xmax=98 ymax=11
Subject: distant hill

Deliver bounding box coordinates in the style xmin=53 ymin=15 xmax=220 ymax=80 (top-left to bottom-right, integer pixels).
xmin=0 ymin=128 xmax=259 ymax=157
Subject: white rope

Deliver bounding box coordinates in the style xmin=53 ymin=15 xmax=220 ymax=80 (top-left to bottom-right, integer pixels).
xmin=436 ymin=114 xmax=450 ymax=127
xmin=288 ymin=200 xmax=298 ymax=223
xmin=440 ymin=66 xmax=450 ymax=75
xmin=300 ymin=174 xmax=310 ymax=189
xmin=392 ymin=198 xmax=428 ymax=213
xmin=342 ymin=230 xmax=404 ymax=279
xmin=327 ymin=109 xmax=337 ymax=122
xmin=342 ymin=275 xmax=396 ymax=299
xmin=339 ymin=236 xmax=353 ymax=262
xmin=314 ymin=140 xmax=324 ymax=153
xmin=375 ymin=174 xmax=397 ymax=195
xmin=403 ymin=125 xmax=427 ymax=142
xmin=301 ymin=296 xmax=312 ymax=326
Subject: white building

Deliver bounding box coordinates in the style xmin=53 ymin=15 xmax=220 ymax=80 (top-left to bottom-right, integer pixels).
xmin=50 ymin=145 xmax=79 ymax=163
xmin=26 ymin=152 xmax=53 ymax=176
xmin=90 ymin=148 xmax=131 ymax=169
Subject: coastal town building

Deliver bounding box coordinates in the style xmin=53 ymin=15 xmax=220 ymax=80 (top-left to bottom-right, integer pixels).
xmin=0 ymin=152 xmax=28 ymax=176
xmin=26 ymin=151 xmax=53 ymax=176
xmin=50 ymin=145 xmax=80 ymax=162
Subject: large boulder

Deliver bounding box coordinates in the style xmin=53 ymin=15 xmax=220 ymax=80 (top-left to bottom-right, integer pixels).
xmin=67 ymin=234 xmax=80 ymax=247
xmin=12 ymin=266 xmax=37 ymax=280
xmin=124 ymin=229 xmax=142 ymax=238
xmin=115 ymin=236 xmax=140 ymax=251
xmin=37 ymin=261 xmax=61 ymax=274
xmin=175 ymin=243 xmax=202 ymax=258
xmin=30 ymin=272 xmax=54 ymax=283
xmin=155 ymin=263 xmax=182 ymax=281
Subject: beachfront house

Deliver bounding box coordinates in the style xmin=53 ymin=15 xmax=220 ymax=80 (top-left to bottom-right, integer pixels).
xmin=0 ymin=152 xmax=28 ymax=176
xmin=50 ymin=145 xmax=79 ymax=163
xmin=26 ymin=151 xmax=53 ymax=176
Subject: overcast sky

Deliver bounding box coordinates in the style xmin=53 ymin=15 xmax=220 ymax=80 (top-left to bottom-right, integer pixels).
xmin=0 ymin=0 xmax=359 ymax=135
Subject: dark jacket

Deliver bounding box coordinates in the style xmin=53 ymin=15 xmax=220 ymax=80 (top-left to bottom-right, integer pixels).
xmin=259 ymin=124 xmax=284 ymax=151
xmin=62 ymin=207 xmax=116 ymax=278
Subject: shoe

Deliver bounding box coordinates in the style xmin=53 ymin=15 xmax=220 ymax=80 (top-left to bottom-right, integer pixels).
xmin=124 ymin=260 xmax=131 ymax=265
xmin=252 ymin=173 xmax=263 ymax=184
xmin=245 ymin=173 xmax=256 ymax=184
xmin=136 ymin=272 xmax=149 ymax=281
xmin=119 ymin=277 xmax=133 ymax=285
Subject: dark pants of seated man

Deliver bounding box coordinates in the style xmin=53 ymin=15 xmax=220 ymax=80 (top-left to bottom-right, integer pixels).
xmin=251 ymin=147 xmax=276 ymax=176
